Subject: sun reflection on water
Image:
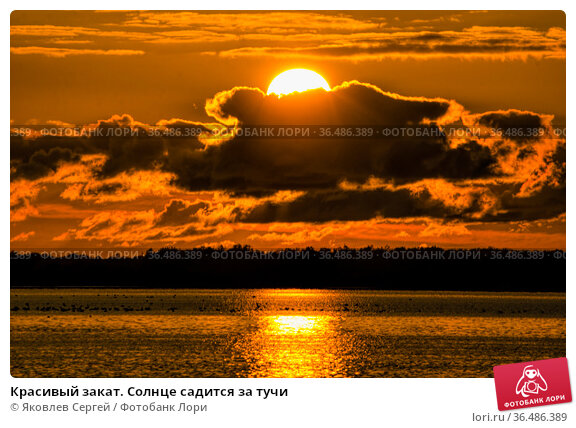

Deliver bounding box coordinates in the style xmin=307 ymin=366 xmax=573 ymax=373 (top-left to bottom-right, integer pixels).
xmin=234 ymin=314 xmax=353 ymax=378
xmin=263 ymin=315 xmax=325 ymax=334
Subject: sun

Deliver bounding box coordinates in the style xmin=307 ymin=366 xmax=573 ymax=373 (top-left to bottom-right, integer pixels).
xmin=267 ymin=69 xmax=330 ymax=96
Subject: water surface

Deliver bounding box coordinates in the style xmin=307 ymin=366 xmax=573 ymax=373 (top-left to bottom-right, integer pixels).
xmin=11 ymin=289 xmax=565 ymax=377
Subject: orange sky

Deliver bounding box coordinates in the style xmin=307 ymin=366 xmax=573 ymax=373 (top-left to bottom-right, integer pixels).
xmin=10 ymin=10 xmax=566 ymax=250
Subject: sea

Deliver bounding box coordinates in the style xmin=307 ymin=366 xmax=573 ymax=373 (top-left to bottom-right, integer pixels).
xmin=10 ymin=289 xmax=565 ymax=377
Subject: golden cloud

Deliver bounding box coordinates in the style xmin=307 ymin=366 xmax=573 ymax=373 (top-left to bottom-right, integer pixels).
xmin=10 ymin=46 xmax=145 ymax=57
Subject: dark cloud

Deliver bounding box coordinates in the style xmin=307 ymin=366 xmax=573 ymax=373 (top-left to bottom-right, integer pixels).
xmin=11 ymin=146 xmax=81 ymax=180
xmin=239 ymin=181 xmax=564 ymax=224
xmin=490 ymin=186 xmax=565 ymax=222
xmin=469 ymin=109 xmax=553 ymax=143
xmin=10 ymin=82 xmax=565 ymax=224
xmin=189 ymin=81 xmax=499 ymax=191
xmin=156 ymin=199 xmax=209 ymax=226
xmin=207 ymin=82 xmax=462 ymax=126
xmin=241 ymin=188 xmax=449 ymax=223
xmin=10 ymin=136 xmax=90 ymax=180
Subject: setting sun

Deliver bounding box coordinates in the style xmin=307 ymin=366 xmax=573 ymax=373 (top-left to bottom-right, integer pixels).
xmin=267 ymin=69 xmax=331 ymax=96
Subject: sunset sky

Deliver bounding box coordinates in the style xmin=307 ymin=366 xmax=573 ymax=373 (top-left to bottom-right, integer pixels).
xmin=10 ymin=10 xmax=566 ymax=249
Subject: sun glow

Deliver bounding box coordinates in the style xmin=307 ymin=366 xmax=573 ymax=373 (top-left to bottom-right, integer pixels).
xmin=267 ymin=69 xmax=330 ymax=96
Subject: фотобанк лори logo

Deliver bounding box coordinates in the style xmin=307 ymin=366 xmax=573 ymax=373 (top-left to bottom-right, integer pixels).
xmin=494 ymin=358 xmax=572 ymax=411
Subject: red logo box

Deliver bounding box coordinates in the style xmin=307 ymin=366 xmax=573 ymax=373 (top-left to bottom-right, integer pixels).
xmin=494 ymin=358 xmax=572 ymax=411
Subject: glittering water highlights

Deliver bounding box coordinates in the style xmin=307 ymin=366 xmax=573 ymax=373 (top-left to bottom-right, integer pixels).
xmin=10 ymin=289 xmax=565 ymax=378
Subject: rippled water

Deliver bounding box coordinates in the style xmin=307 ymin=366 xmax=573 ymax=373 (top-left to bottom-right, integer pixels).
xmin=11 ymin=289 xmax=565 ymax=378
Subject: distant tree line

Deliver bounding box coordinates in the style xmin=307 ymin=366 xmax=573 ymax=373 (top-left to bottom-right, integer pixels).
xmin=10 ymin=246 xmax=566 ymax=291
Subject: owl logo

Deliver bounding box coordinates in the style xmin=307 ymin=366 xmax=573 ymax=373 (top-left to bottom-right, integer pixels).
xmin=515 ymin=365 xmax=548 ymax=398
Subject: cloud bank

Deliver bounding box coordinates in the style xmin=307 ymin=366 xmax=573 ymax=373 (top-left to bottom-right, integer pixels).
xmin=10 ymin=80 xmax=565 ymax=245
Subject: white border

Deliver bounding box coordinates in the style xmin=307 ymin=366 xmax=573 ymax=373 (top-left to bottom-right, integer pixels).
xmin=4 ymin=3 xmax=573 ymax=427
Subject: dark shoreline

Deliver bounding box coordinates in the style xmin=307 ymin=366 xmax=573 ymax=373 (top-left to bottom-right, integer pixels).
xmin=11 ymin=247 xmax=566 ymax=292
